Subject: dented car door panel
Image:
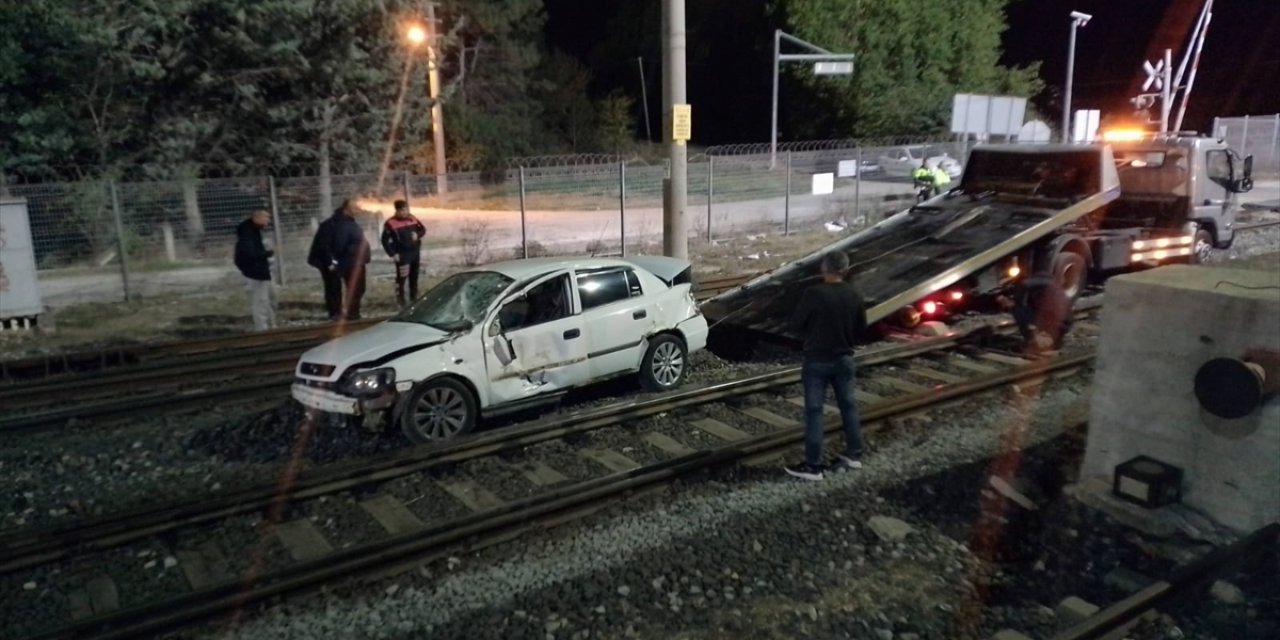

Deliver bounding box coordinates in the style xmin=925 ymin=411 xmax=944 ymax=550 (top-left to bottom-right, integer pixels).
xmin=483 ymin=272 xmax=589 ymax=406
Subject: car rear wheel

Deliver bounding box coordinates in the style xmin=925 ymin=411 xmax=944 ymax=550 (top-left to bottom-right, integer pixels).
xmin=398 ymin=377 xmax=477 ymax=443
xmin=640 ymin=334 xmax=688 ymax=392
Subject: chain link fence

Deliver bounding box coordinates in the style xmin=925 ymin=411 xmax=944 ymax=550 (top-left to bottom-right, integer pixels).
xmin=2 ymin=137 xmax=968 ymax=308
xmin=1214 ymin=114 xmax=1280 ymax=177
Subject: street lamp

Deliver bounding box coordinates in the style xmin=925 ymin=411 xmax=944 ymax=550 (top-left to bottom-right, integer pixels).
xmin=1062 ymin=10 xmax=1092 ymax=143
xmin=407 ymin=10 xmax=448 ymax=194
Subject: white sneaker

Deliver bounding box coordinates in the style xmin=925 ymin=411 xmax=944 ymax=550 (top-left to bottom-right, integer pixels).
xmin=835 ymin=454 xmax=863 ymax=470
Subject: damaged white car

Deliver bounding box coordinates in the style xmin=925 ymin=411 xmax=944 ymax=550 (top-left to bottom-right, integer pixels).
xmin=291 ymin=256 xmax=709 ymax=442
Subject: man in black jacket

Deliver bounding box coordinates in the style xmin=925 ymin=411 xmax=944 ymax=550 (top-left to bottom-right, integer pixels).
xmin=328 ymin=199 xmax=371 ymax=320
xmin=785 ymin=251 xmax=868 ymax=481
xmin=381 ymin=199 xmax=427 ymax=307
xmin=234 ymin=209 xmax=276 ymax=331
xmin=307 ymin=211 xmax=343 ymax=321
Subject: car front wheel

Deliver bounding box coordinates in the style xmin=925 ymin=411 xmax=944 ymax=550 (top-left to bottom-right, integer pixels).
xmin=397 ymin=377 xmax=477 ymax=443
xmin=639 ymin=334 xmax=688 ymax=392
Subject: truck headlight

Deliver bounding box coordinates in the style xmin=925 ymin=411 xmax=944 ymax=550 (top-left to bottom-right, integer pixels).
xmin=340 ymin=368 xmax=396 ymax=398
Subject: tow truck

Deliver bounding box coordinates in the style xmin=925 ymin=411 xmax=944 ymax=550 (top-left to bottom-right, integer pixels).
xmin=701 ymin=130 xmax=1254 ymax=355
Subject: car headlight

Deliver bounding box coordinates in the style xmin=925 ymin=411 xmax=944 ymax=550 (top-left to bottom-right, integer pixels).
xmin=339 ymin=367 xmax=396 ymax=398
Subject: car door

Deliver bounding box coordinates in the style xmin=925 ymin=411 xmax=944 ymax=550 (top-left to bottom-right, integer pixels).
xmin=575 ymin=267 xmax=651 ymax=379
xmin=483 ymin=271 xmax=588 ymax=406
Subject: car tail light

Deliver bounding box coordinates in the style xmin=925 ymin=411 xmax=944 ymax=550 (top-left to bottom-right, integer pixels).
xmin=922 ymin=301 xmax=939 ymax=315
xmin=949 ymin=291 xmax=964 ymax=302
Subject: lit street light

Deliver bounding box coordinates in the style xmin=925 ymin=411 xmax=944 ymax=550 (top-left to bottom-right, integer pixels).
xmin=407 ymin=9 xmax=448 ymax=194
xmin=1063 ymin=10 xmax=1092 ymax=143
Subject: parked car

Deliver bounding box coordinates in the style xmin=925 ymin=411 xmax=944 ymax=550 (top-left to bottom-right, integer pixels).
xmin=291 ymin=256 xmax=709 ymax=442
xmin=878 ymin=145 xmax=964 ymax=180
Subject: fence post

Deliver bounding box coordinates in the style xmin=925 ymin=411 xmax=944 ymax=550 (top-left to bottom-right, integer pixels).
xmin=269 ymin=176 xmax=287 ymax=286
xmin=402 ymin=170 xmax=411 ymax=204
xmin=109 ymin=181 xmax=132 ymax=302
xmin=1271 ymin=114 xmax=1279 ymax=173
xmin=854 ymin=147 xmax=863 ymax=225
xmin=1241 ymin=115 xmax=1251 ymax=157
xmin=619 ymin=160 xmax=627 ymax=257
xmin=784 ymin=151 xmax=792 ymax=236
xmin=519 ymin=166 xmax=528 ymax=259
xmin=706 ymin=156 xmax=714 ymax=243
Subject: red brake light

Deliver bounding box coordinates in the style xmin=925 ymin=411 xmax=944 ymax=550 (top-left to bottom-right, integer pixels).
xmin=950 ymin=291 xmax=964 ymax=301
xmin=922 ymin=301 xmax=939 ymax=315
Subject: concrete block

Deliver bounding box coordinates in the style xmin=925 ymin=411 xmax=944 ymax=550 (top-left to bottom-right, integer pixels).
xmin=1056 ymin=595 xmax=1100 ymax=625
xmin=1082 ymin=265 xmax=1280 ymax=533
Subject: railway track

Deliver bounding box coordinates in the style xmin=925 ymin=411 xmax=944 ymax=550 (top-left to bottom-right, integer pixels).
xmin=0 ymin=274 xmax=754 ymax=385
xmin=1 ymin=319 xmax=1094 ymax=640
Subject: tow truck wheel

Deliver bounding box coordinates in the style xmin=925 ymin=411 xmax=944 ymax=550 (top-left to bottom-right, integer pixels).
xmin=397 ymin=377 xmax=477 ymax=443
xmin=1052 ymin=251 xmax=1087 ymax=301
xmin=1192 ymin=229 xmax=1214 ymax=264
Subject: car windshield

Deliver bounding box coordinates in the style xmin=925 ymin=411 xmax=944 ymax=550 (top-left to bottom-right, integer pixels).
xmin=395 ymin=271 xmax=514 ymax=331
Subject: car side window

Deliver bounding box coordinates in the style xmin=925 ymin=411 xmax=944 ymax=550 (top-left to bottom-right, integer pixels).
xmin=625 ymin=270 xmax=643 ymax=296
xmin=496 ymin=274 xmax=571 ymax=333
xmin=577 ymin=270 xmax=632 ymax=310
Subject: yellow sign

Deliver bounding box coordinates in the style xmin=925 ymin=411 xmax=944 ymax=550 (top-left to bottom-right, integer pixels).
xmin=672 ymin=104 xmax=692 ymax=142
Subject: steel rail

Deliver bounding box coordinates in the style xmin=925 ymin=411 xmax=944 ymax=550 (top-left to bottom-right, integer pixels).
xmin=28 ymin=351 xmax=1094 ymax=640
xmin=1051 ymin=521 xmax=1280 ymax=640
xmin=0 ymin=326 xmax=1001 ymax=574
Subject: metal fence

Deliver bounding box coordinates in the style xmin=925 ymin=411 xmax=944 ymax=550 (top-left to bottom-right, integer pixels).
xmin=1214 ymin=114 xmax=1280 ymax=177
xmin=0 ymin=137 xmax=965 ymax=308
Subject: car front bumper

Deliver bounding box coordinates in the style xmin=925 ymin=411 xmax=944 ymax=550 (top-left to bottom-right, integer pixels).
xmin=292 ymin=383 xmax=362 ymax=415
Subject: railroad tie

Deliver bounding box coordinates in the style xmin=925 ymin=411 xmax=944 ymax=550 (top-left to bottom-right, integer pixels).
xmin=979 ymin=352 xmax=1034 ymax=367
xmin=516 ymin=462 xmax=570 ymax=487
xmin=736 ymin=407 xmax=796 ymax=429
xmin=176 ymin=542 xmax=233 ymax=590
xmin=643 ymin=432 xmax=695 ymax=456
xmin=877 ymin=376 xmax=932 ymax=395
xmin=943 ymin=357 xmax=1000 ymax=374
xmin=68 ymin=574 xmax=120 ymax=619
xmin=439 ymin=480 xmax=505 ymax=512
xmin=360 ymin=495 xmax=427 ymax=535
xmin=691 ymin=418 xmax=749 ymax=442
xmin=274 ymin=519 xmax=335 ymax=562
xmin=579 ymin=448 xmax=642 ymax=473
xmin=854 ymin=389 xmax=886 ymax=405
xmin=910 ymin=367 xmax=966 ymax=384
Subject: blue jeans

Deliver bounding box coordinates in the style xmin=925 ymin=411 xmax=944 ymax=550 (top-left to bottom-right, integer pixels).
xmin=802 ymin=355 xmax=864 ymax=466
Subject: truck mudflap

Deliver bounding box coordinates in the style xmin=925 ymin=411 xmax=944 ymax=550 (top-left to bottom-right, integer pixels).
xmin=702 ymin=146 xmax=1122 ymax=343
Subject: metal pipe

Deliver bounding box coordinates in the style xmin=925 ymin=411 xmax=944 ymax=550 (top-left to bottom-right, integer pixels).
xmin=770 ymin=29 xmax=781 ymax=169
xmin=109 ymin=181 xmax=131 ymax=301
xmin=519 ymin=166 xmax=527 ymax=259
xmin=706 ymin=156 xmax=714 ymax=243
xmin=1063 ymin=18 xmax=1079 ymax=143
xmin=619 ymin=161 xmax=627 ymax=256
xmin=784 ymin=151 xmax=792 ymax=235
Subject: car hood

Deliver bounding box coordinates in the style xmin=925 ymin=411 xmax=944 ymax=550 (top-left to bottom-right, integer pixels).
xmin=297 ymin=321 xmax=451 ymax=381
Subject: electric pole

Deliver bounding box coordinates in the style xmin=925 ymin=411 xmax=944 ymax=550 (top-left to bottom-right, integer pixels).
xmin=662 ymin=0 xmax=688 ymax=259
xmin=426 ymin=1 xmax=448 ymax=194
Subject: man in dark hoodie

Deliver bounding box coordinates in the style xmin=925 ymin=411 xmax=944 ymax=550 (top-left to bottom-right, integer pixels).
xmin=234 ymin=209 xmax=276 ymax=331
xmin=329 ymin=199 xmax=371 ymax=320
xmin=307 ymin=210 xmax=343 ymax=321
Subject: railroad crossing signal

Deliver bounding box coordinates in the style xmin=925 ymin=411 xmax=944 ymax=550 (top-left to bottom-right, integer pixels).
xmin=1142 ymin=59 xmax=1166 ymax=91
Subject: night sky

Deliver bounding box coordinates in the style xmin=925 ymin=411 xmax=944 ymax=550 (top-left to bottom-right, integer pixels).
xmin=544 ymin=0 xmax=1279 ymax=145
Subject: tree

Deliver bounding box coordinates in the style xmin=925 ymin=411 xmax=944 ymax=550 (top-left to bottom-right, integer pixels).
xmin=770 ymin=0 xmax=1043 ymax=138
xmin=538 ymin=50 xmax=598 ymax=153
xmin=595 ymin=91 xmax=636 ymax=155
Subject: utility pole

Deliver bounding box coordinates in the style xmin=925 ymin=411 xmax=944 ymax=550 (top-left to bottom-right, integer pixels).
xmin=637 ymin=57 xmax=652 ymax=142
xmin=662 ymin=0 xmax=688 ymax=259
xmin=769 ymin=31 xmax=854 ymax=168
xmin=1063 ymin=11 xmax=1092 ymax=143
xmin=426 ymin=1 xmax=448 ymax=194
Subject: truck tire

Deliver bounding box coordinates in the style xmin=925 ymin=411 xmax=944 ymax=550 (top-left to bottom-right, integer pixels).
xmin=1192 ymin=229 xmax=1215 ymax=264
xmin=1052 ymin=250 xmax=1087 ymax=301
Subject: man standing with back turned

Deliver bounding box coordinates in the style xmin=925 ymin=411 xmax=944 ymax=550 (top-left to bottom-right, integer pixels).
xmin=785 ymin=251 xmax=868 ymax=481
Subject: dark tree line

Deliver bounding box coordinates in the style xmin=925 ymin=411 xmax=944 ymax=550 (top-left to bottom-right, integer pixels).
xmin=1 ymin=0 xmax=1044 ymax=182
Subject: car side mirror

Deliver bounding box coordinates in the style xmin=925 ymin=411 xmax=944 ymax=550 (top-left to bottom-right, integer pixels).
xmin=1236 ymin=156 xmax=1255 ymax=193
xmin=492 ymin=336 xmax=516 ymax=365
